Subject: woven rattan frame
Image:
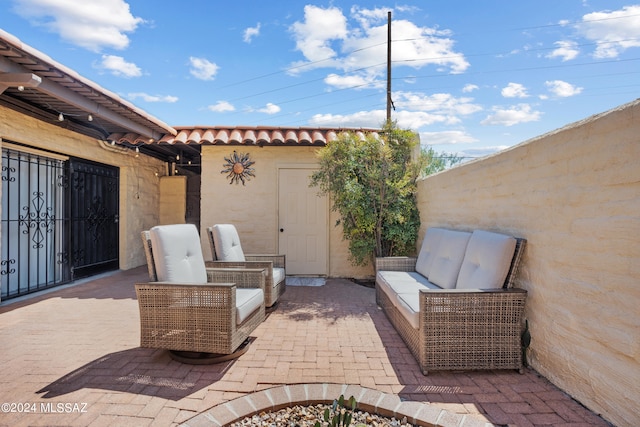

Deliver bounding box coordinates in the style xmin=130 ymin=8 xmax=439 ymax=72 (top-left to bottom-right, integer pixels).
xmin=135 ymin=282 xmax=265 ymax=354
xmin=206 ymin=226 xmax=286 ymax=307
xmin=375 ymin=237 xmax=527 ymax=375
xmin=137 ymin=230 xmax=266 ymax=355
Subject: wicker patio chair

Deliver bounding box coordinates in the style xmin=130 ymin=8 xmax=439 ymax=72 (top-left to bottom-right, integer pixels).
xmin=207 ymin=224 xmax=286 ymax=308
xmin=136 ymin=224 xmax=266 ymax=362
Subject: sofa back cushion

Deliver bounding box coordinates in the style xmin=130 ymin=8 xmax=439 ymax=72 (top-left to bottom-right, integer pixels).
xmin=149 ymin=224 xmax=208 ymax=283
xmin=415 ymin=227 xmax=446 ymax=279
xmin=456 ymin=230 xmax=517 ymax=290
xmin=427 ymin=230 xmax=472 ymax=289
xmin=211 ymin=224 xmax=246 ymax=262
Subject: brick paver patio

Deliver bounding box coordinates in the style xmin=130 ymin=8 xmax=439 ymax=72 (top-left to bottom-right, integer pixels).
xmin=0 ymin=268 xmax=610 ymax=426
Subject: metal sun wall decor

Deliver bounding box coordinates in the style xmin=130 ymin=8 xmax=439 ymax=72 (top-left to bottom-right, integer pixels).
xmin=221 ymin=151 xmax=255 ymax=185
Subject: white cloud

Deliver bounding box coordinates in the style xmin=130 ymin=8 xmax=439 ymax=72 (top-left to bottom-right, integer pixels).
xmin=258 ymin=103 xmax=281 ymax=114
xmin=462 ymin=84 xmax=479 ymax=93
xmin=545 ymin=80 xmax=583 ymax=97
xmin=290 ymin=5 xmax=348 ymax=63
xmin=324 ymin=73 xmax=381 ymax=90
xmin=12 ymin=0 xmax=143 ymax=52
xmin=481 ymin=104 xmax=542 ymax=126
xmin=289 ymin=5 xmax=468 ymax=81
xmin=95 ymin=54 xmax=142 ymax=78
xmin=309 ymin=108 xmax=456 ymax=129
xmin=501 ymin=83 xmax=529 ymax=98
xmin=420 ymin=130 xmax=478 ymax=145
xmin=393 ymin=91 xmax=482 ymax=122
xmin=243 ymin=23 xmax=261 ymax=43
xmin=189 ymin=57 xmax=219 ymax=80
xmin=577 ymin=5 xmax=640 ymax=58
xmin=547 ymin=40 xmax=580 ymax=61
xmin=208 ymin=101 xmax=235 ymax=112
xmin=127 ymin=92 xmax=178 ymax=103
xmin=309 ymin=110 xmax=386 ymax=128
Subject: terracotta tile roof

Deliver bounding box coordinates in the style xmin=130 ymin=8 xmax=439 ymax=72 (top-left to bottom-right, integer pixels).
xmin=108 ymin=126 xmax=381 ymax=146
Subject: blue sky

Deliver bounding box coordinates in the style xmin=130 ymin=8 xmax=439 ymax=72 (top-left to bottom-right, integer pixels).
xmin=2 ymin=1 xmax=639 ymax=158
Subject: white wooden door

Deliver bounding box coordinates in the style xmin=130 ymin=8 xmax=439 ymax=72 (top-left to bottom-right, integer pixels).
xmin=278 ymin=168 xmax=328 ymax=275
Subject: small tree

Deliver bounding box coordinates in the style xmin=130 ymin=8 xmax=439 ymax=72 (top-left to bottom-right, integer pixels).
xmin=310 ymin=122 xmax=423 ymax=266
xmin=421 ymin=146 xmax=464 ymax=175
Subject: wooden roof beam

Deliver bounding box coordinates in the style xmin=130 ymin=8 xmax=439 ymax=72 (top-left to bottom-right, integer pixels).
xmin=0 ymin=72 xmax=41 ymax=94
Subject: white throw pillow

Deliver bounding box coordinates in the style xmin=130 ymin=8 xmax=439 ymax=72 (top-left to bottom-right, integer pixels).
xmin=427 ymin=230 xmax=472 ymax=289
xmin=456 ymin=230 xmax=517 ymax=290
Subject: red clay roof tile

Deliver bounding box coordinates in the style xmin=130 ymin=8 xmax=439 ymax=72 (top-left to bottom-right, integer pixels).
xmin=109 ymin=126 xmax=380 ymax=147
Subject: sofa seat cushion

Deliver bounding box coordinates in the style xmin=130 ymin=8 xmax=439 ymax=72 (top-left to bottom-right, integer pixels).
xmin=377 ymin=271 xmax=441 ymax=330
xmin=272 ymin=267 xmax=286 ymax=287
xmin=235 ymin=288 xmax=264 ymax=325
xmin=428 ymin=229 xmax=472 ymax=289
xmin=149 ymin=224 xmax=208 ymax=284
xmin=395 ymin=292 xmax=423 ymax=329
xmin=415 ymin=227 xmax=447 ymax=279
xmin=456 ymin=230 xmax=517 ymax=290
xmin=377 ymin=270 xmax=440 ymax=295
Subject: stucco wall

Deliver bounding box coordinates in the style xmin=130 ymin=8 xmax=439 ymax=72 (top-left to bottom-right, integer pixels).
xmin=0 ymin=106 xmax=165 ymax=271
xmin=416 ymin=99 xmax=640 ymax=427
xmin=159 ymin=176 xmax=187 ymax=225
xmin=200 ymin=145 xmax=372 ymax=278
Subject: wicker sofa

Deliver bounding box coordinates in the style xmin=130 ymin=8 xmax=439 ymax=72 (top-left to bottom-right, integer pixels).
xmin=375 ymin=228 xmax=527 ymax=375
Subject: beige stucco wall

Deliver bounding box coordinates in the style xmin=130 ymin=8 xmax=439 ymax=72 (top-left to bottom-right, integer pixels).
xmin=200 ymin=145 xmax=372 ymax=278
xmin=159 ymin=176 xmax=187 ymax=225
xmin=0 ymin=105 xmax=165 ymax=271
xmin=416 ymin=99 xmax=640 ymax=427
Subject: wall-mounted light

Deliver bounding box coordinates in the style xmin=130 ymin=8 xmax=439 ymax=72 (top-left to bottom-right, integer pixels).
xmin=58 ymin=113 xmax=64 ymax=122
xmin=17 ymin=85 xmax=24 ymax=92
xmin=110 ymin=140 xmax=116 ymax=146
xmin=135 ymin=147 xmax=140 ymax=158
xmin=87 ymin=114 xmax=93 ymax=121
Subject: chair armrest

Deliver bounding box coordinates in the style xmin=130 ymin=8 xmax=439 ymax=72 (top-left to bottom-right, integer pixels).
xmin=419 ymin=288 xmax=527 ymax=318
xmin=245 ymin=254 xmax=286 ymax=269
xmin=207 ymin=260 xmax=274 ymax=272
xmin=375 ymin=257 xmax=417 ymax=272
xmin=203 ymin=265 xmax=267 ymax=289
xmin=135 ymin=282 xmax=236 ymax=310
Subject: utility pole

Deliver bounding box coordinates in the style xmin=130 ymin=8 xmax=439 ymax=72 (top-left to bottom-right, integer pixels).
xmin=386 ymin=11 xmax=392 ymax=123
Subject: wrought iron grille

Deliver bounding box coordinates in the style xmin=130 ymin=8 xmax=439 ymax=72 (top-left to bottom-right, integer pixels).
xmin=1 ymin=148 xmax=68 ymax=299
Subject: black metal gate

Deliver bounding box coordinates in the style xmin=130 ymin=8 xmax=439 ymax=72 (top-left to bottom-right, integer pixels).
xmin=1 ymin=148 xmax=119 ymax=300
xmin=68 ymin=158 xmax=119 ymax=279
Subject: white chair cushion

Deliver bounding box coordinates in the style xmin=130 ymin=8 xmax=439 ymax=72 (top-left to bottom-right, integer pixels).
xmin=396 ymin=292 xmax=421 ymax=329
xmin=456 ymin=230 xmax=516 ymax=290
xmin=376 ymin=270 xmax=440 ymax=329
xmin=415 ymin=227 xmax=446 ymax=279
xmin=428 ymin=230 xmax=471 ymax=289
xmin=149 ymin=224 xmax=208 ymax=283
xmin=272 ymin=267 xmax=286 ymax=288
xmin=235 ymin=288 xmax=264 ymax=324
xmin=212 ymin=224 xmax=246 ymax=262
xmin=377 ymin=270 xmax=440 ymax=297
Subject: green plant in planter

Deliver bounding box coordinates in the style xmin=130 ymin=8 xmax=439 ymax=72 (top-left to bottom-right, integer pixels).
xmin=310 ymin=121 xmax=424 ymax=266
xmin=314 ymin=395 xmax=365 ymax=427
